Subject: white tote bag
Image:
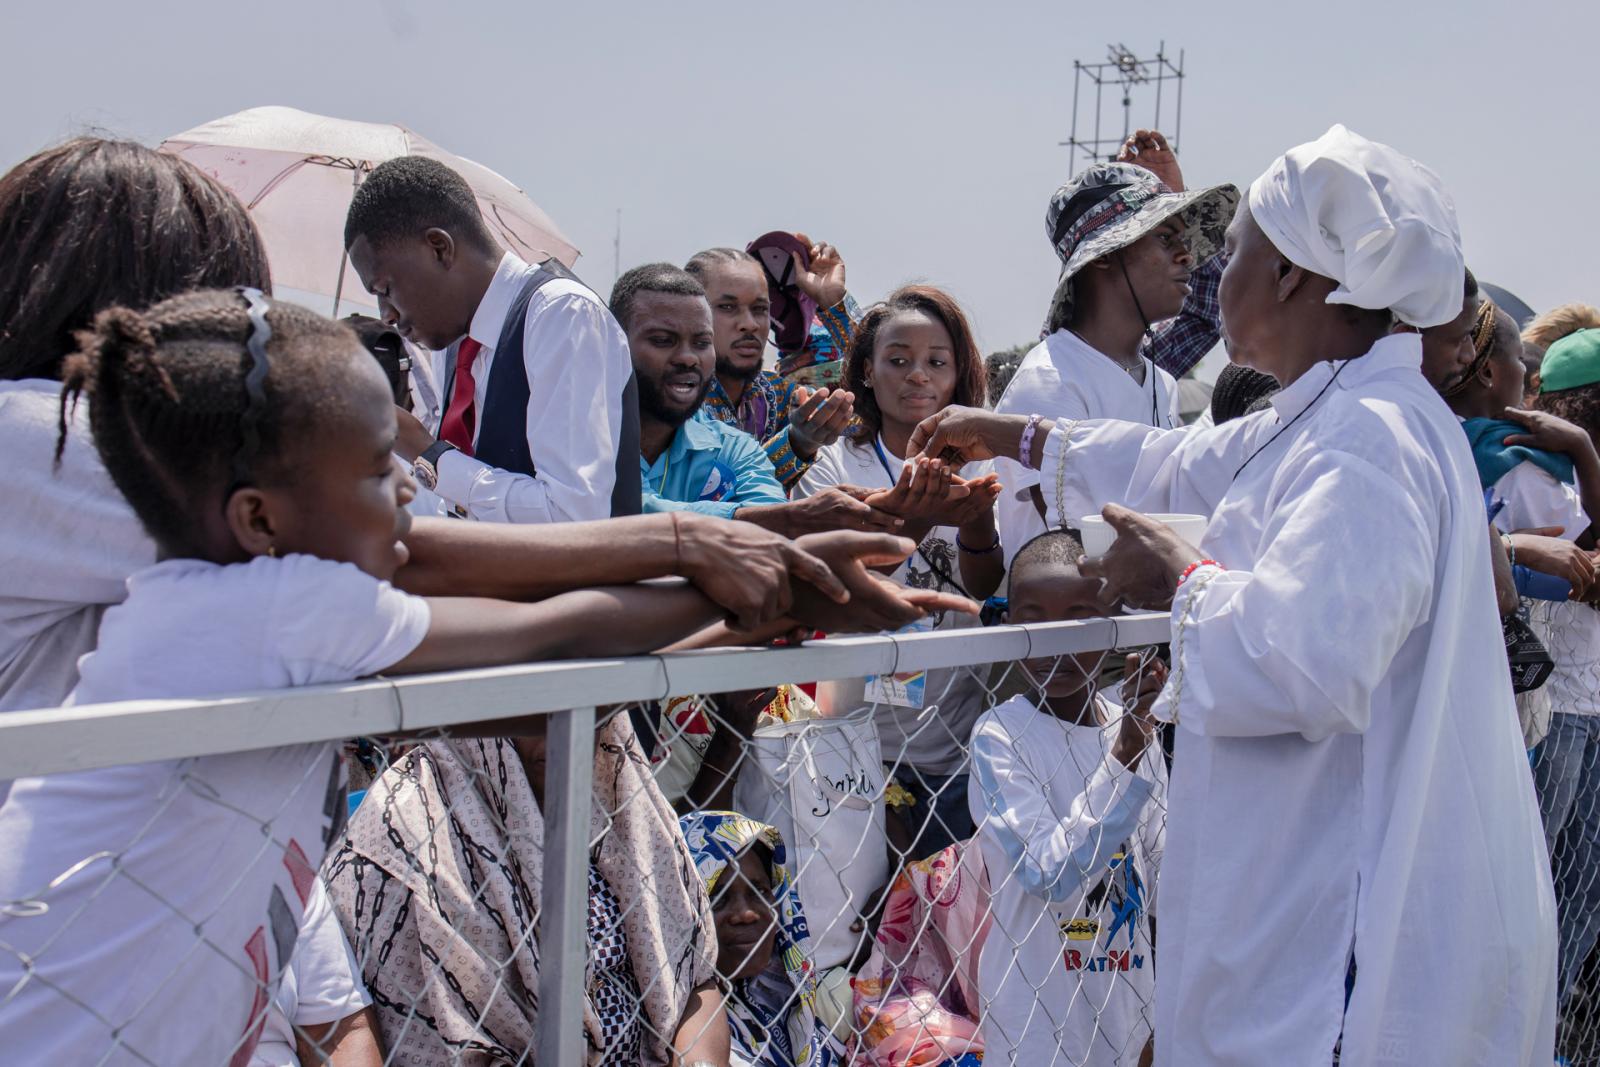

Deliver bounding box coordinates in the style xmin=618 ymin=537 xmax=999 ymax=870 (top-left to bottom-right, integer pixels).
xmin=733 ymin=710 xmax=889 ymax=969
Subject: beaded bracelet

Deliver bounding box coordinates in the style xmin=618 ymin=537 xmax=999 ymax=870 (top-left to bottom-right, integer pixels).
xmin=957 ymin=532 xmax=1001 ymax=554
xmin=1018 ymin=413 xmax=1044 ymax=470
xmin=1178 ymin=559 xmax=1222 ymax=587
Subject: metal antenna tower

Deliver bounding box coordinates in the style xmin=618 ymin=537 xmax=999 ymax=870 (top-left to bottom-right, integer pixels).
xmin=1061 ymin=42 xmax=1185 ymax=174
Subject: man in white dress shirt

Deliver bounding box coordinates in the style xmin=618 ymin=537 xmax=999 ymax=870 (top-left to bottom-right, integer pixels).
xmin=345 ymin=156 xmax=637 ymax=523
xmin=910 ymin=125 xmax=1557 ymax=1065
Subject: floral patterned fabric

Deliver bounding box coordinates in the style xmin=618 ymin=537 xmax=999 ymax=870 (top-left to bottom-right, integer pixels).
xmin=679 ymin=811 xmax=843 ymax=1067
xmin=850 ymin=841 xmax=992 ymax=1066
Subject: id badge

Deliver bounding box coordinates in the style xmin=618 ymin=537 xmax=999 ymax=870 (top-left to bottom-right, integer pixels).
xmin=864 ymin=615 xmax=934 ymax=708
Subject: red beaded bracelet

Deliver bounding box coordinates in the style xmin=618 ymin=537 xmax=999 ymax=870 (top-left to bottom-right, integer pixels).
xmin=1178 ymin=559 xmax=1222 ymax=586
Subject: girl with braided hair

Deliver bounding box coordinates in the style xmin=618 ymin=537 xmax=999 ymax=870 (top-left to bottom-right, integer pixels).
xmin=0 ymin=289 xmax=735 ymax=1066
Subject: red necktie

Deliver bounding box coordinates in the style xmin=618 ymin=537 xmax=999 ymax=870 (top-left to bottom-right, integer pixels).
xmin=438 ymin=337 xmax=483 ymax=455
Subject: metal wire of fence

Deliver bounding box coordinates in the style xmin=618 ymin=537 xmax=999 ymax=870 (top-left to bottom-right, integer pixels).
xmin=0 ymin=605 xmax=1586 ymax=1066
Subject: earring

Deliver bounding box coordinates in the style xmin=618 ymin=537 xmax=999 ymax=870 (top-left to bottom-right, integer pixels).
xmin=267 ymin=544 xmax=278 ymax=559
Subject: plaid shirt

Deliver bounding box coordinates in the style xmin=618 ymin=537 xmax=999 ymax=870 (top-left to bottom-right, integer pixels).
xmin=1142 ymin=252 xmax=1225 ymax=378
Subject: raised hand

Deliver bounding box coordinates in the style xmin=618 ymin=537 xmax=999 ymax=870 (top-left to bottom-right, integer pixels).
xmin=788 ymin=385 xmax=855 ymax=457
xmin=860 ymin=457 xmax=969 ymax=521
xmin=791 ymin=232 xmax=848 ymax=308
xmin=1117 ymin=129 xmax=1184 ymax=193
xmin=1077 ymin=505 xmax=1205 ymax=610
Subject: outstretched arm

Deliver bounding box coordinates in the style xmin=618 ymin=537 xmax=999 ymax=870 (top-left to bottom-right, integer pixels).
xmin=387 ymin=581 xmax=724 ymax=675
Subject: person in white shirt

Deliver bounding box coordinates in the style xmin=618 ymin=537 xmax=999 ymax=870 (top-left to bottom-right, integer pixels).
xmin=344 ymin=155 xmax=638 ymax=524
xmin=250 ymin=880 xmax=380 ymax=1067
xmin=992 ymin=151 xmax=1237 ymax=569
xmin=970 ymin=530 xmax=1168 ymax=1067
xmin=0 ymin=289 xmax=756 ymax=1066
xmin=796 ymin=285 xmax=1003 ymax=856
xmin=908 ymin=125 xmax=1558 ymax=1065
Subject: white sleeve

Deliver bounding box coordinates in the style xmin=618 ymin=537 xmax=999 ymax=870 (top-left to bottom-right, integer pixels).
xmin=1493 ymin=462 xmax=1588 ymax=541
xmin=969 ymin=707 xmax=1153 ymax=904
xmin=1036 ymin=415 xmax=1254 ymax=529
xmin=433 ymin=286 xmax=627 ymax=524
xmin=0 ymin=386 xmax=156 ymax=610
xmin=289 ymin=880 xmax=370 ymax=1027
xmin=793 ymin=443 xmax=846 ymax=500
xmin=1163 ymin=448 xmax=1437 ymax=740
xmin=268 ymin=557 xmax=431 ymax=685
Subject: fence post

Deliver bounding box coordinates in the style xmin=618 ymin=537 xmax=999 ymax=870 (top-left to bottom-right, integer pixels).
xmin=535 ymin=704 xmax=596 ymax=1065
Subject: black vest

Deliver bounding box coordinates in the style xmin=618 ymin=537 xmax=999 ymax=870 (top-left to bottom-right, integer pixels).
xmin=440 ymin=260 xmax=641 ymax=517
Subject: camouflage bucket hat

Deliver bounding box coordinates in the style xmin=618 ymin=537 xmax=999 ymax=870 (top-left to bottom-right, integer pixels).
xmin=1044 ymin=161 xmax=1240 ymax=331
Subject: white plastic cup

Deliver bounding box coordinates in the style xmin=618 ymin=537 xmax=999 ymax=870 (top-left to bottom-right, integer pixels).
xmin=1077 ymin=512 xmax=1208 ymax=557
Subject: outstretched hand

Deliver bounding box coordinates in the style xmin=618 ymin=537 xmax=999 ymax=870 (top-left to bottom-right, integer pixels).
xmin=675 ymin=512 xmax=849 ymax=630
xmin=786 ymin=530 xmax=978 ymax=633
xmin=1077 ymin=505 xmax=1205 ymax=610
xmin=1117 ymin=129 xmax=1184 ymax=192
xmin=788 ymin=385 xmax=855 ymax=457
xmin=907 ymin=406 xmax=1037 ymax=465
xmin=860 ymin=456 xmax=969 ymax=521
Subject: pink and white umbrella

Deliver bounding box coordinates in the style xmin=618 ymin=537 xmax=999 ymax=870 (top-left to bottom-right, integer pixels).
xmin=159 ymin=105 xmax=579 ymax=314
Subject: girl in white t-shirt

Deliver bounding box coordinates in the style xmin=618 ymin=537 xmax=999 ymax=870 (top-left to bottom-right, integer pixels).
xmin=797 ymin=285 xmax=1003 ymax=858
xmin=0 ymin=290 xmax=732 ymax=1067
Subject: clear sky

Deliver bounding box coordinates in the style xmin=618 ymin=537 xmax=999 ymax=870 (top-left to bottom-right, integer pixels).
xmin=6 ymin=0 xmax=1595 ymax=354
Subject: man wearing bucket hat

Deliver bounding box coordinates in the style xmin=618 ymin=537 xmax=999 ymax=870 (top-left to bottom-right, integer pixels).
xmin=909 ymin=125 xmax=1557 ymax=1064
xmin=993 ymin=132 xmax=1238 ymax=567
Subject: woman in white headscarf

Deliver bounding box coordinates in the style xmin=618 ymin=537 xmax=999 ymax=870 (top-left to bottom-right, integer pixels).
xmin=907 ymin=125 xmax=1557 ymax=1066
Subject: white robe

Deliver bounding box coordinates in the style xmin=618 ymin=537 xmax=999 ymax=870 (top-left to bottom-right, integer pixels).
xmin=1037 ymin=334 xmax=1557 ymax=1065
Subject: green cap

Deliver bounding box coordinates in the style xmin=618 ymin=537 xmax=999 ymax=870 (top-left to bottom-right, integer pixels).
xmin=1539 ymin=328 xmax=1600 ymax=394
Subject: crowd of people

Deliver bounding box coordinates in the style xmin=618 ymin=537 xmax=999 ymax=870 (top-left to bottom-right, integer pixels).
xmin=0 ymin=114 xmax=1595 ymax=1067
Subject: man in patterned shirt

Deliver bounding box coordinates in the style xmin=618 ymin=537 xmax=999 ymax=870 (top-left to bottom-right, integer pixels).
xmin=686 ymin=238 xmax=859 ymax=489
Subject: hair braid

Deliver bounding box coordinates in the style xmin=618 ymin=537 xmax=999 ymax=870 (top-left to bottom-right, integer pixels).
xmin=56 ymin=290 xmax=361 ymax=557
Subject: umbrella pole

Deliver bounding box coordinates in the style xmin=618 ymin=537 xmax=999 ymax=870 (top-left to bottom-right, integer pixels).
xmin=331 ymin=165 xmax=366 ymax=318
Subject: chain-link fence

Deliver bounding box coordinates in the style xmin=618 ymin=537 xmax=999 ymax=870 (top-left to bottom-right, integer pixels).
xmin=1527 ymin=596 xmax=1600 ymax=1067
xmin=0 ymin=606 xmax=1581 ymax=1065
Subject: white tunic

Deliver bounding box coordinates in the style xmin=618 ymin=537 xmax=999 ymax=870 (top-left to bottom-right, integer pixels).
xmin=1036 ymin=335 xmax=1557 ymax=1065
xmin=993 ymin=330 xmax=1180 ymax=570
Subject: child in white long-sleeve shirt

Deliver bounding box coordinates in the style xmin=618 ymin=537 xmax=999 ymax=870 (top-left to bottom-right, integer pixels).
xmin=969 ymin=530 xmax=1168 ymax=1067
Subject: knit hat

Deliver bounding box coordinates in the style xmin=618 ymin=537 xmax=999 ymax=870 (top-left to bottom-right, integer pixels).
xmin=1539 ymin=328 xmax=1600 ymax=394
xmin=1044 ymin=162 xmax=1238 ymax=331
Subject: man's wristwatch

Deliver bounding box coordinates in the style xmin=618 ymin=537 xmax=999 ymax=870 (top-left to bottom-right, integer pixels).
xmin=412 ymin=439 xmax=458 ymax=491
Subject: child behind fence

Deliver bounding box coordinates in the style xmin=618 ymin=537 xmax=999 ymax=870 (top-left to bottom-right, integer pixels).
xmin=968 ymin=531 xmax=1168 ymax=1067
xmin=0 ymin=290 xmax=733 ymax=1066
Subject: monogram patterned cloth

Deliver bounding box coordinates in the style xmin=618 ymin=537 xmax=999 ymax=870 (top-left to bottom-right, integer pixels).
xmin=326 ymin=717 xmax=717 ymax=1066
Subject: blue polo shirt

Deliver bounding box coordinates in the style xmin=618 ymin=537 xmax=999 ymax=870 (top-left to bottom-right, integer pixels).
xmin=640 ymin=410 xmax=788 ymax=519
